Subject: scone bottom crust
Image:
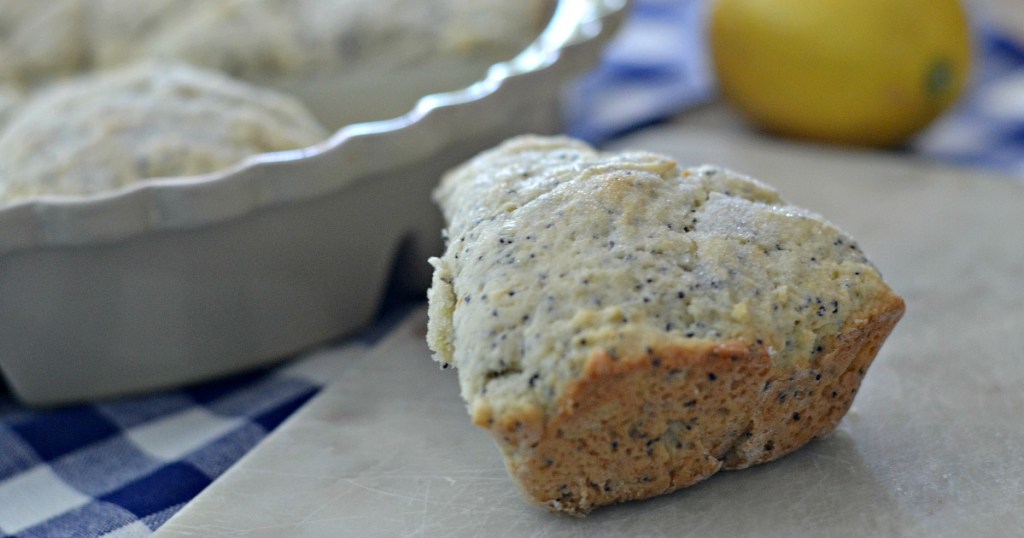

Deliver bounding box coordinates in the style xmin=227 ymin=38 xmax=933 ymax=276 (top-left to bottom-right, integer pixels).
xmin=426 ymin=135 xmax=906 ymax=515
xmin=474 ymin=296 xmax=902 ymax=515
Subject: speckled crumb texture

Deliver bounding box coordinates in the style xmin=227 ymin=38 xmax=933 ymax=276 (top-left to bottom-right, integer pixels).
xmin=426 ymin=135 xmax=905 ymax=515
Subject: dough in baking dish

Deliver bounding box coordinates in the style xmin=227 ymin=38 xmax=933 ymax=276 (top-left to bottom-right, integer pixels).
xmin=0 ymin=62 xmax=327 ymax=201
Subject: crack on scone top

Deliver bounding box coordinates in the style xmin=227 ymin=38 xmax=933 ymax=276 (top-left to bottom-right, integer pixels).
xmin=482 ymin=363 xmax=525 ymax=393
xmin=719 ymin=420 xmax=756 ymax=465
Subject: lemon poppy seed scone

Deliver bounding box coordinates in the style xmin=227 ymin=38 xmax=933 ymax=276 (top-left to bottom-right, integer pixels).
xmin=0 ymin=62 xmax=327 ymax=202
xmin=426 ymin=136 xmax=905 ymax=515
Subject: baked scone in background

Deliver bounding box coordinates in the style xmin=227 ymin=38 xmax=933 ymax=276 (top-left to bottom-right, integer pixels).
xmin=99 ymin=0 xmax=554 ymax=127
xmin=0 ymin=0 xmax=554 ymax=129
xmin=427 ymin=136 xmax=905 ymax=514
xmin=0 ymin=62 xmax=327 ymax=201
xmin=0 ymin=0 xmax=553 ymax=201
xmin=0 ymin=1 xmax=86 ymax=89
xmin=100 ymin=0 xmax=552 ymax=82
xmin=0 ymin=0 xmax=551 ymax=91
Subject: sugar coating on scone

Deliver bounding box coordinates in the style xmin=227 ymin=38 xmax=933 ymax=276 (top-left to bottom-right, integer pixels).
xmin=427 ymin=135 xmax=904 ymax=514
xmin=0 ymin=62 xmax=327 ymax=202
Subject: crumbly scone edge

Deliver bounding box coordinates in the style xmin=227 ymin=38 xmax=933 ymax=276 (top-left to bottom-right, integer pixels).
xmin=476 ymin=291 xmax=905 ymax=515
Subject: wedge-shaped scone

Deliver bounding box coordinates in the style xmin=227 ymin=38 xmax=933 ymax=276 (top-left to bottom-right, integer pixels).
xmin=427 ymin=135 xmax=904 ymax=515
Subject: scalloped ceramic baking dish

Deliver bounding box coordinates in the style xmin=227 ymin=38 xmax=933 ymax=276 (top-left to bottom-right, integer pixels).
xmin=0 ymin=0 xmax=627 ymax=406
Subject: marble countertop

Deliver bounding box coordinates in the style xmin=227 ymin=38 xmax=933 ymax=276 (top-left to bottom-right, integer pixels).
xmin=157 ymin=124 xmax=1024 ymax=537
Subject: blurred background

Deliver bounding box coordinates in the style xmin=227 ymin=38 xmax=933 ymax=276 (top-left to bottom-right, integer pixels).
xmin=569 ymin=0 xmax=1024 ymax=177
xmin=0 ymin=1 xmax=1022 ymax=536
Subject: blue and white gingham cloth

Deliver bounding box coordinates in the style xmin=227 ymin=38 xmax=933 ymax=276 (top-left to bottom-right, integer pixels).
xmin=0 ymin=309 xmax=401 ymax=538
xmin=0 ymin=369 xmax=319 ymax=537
xmin=3 ymin=2 xmax=1024 ymax=537
xmin=566 ymin=0 xmax=715 ymax=143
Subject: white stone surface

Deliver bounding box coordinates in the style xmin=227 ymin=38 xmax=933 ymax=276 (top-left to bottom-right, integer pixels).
xmin=157 ymin=126 xmax=1024 ymax=537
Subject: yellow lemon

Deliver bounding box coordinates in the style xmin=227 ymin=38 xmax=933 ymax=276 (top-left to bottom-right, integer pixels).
xmin=709 ymin=0 xmax=971 ymax=147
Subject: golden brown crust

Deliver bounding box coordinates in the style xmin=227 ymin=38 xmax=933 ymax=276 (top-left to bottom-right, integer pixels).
xmin=722 ymin=291 xmax=905 ymax=469
xmin=428 ymin=136 xmax=909 ymax=514
xmin=482 ymin=291 xmax=905 ymax=515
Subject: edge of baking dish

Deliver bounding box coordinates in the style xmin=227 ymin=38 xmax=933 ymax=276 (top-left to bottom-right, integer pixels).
xmin=0 ymin=0 xmax=628 ymax=256
xmin=0 ymin=0 xmax=628 ymax=406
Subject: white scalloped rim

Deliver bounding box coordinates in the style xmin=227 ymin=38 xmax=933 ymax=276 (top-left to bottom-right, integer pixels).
xmin=0 ymin=0 xmax=627 ymax=255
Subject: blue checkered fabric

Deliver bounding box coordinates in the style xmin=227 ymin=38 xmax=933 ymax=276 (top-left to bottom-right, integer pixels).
xmin=3 ymin=2 xmax=1023 ymax=537
xmin=0 ymin=370 xmax=319 ymax=537
xmin=566 ymin=0 xmax=715 ymax=143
